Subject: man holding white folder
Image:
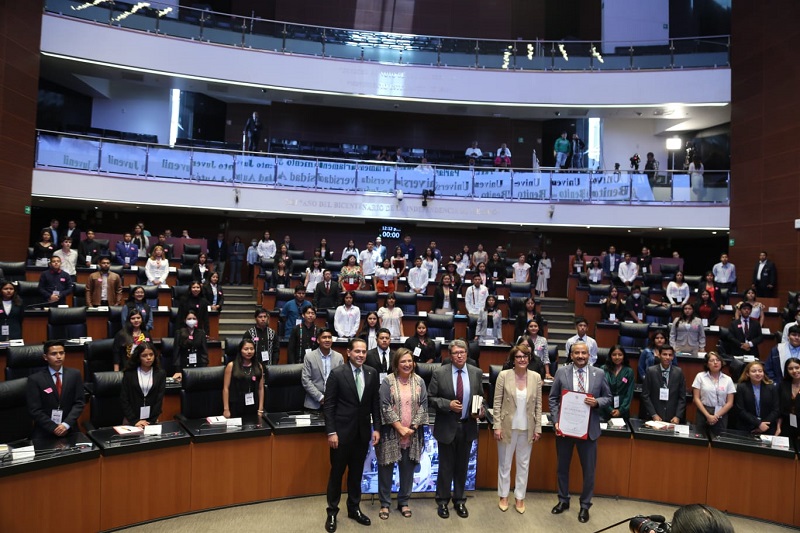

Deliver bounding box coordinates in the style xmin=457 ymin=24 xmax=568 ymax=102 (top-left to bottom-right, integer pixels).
xmin=548 ymin=341 xmax=611 ymax=524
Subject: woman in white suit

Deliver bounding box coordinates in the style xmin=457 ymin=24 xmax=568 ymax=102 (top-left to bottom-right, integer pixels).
xmin=492 ymin=344 xmax=543 ymax=514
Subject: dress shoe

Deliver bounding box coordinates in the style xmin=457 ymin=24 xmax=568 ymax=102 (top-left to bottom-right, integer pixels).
xmin=498 ymin=498 xmax=509 ymax=512
xmin=578 ymin=508 xmax=590 ymax=523
xmin=551 ymin=501 xmax=570 ymax=514
xmin=347 ymin=509 xmax=371 ymax=526
xmin=324 ymin=514 xmax=337 ymax=532
xmin=454 ymin=503 xmax=469 ymax=518
xmin=437 ymin=504 xmax=449 ymax=519
xmin=514 ymin=500 xmax=525 ymax=514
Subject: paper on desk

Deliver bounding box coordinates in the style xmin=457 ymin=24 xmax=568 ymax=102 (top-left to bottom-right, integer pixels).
xmin=435 ymin=337 xmax=445 ymax=342
xmin=159 ymin=284 xmax=169 ymax=289
xmin=768 ymin=306 xmax=779 ymax=313
xmin=771 ymin=436 xmax=790 ymax=449
xmin=674 ymin=425 xmax=690 ymax=435
xmin=157 ymin=306 xmax=169 ymax=312
xmin=96 ymin=306 xmax=109 ymax=312
xmin=762 ymin=328 xmax=771 ymax=335
xmin=9 ymin=339 xmax=24 ymax=346
xmin=11 ymin=445 xmax=35 ymax=462
xmin=226 ymin=418 xmax=242 ymax=427
xmin=608 ymin=418 xmax=626 ymax=428
xmin=709 ymin=325 xmax=720 ymax=332
xmin=144 ymin=425 xmax=163 ymax=435
xmin=168 ymin=267 xmax=177 ymax=273
xmin=600 ymin=423 xmax=608 ymax=430
xmin=130 ymin=266 xmax=139 ymax=271
xmin=418 ymin=311 xmax=427 ymax=317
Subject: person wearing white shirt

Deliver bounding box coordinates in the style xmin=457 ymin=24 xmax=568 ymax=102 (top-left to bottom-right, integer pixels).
xmin=359 ymin=242 xmax=380 ymax=276
xmin=374 ymin=237 xmax=387 ymax=262
xmin=333 ymin=292 xmax=361 ymax=338
xmin=52 ymin=237 xmax=78 ymax=277
xmin=465 ymin=274 xmax=489 ymax=315
xmin=465 ymin=140 xmax=483 ymax=160
xmin=617 ymin=253 xmax=639 ymax=285
xmin=564 ymin=318 xmax=599 ymax=365
xmin=407 ymin=258 xmax=429 ymax=294
xmin=496 ymin=143 xmax=512 ymax=165
xmin=781 ymin=311 xmax=800 ymax=344
xmin=257 ymin=231 xmax=276 ymax=263
xmin=712 ymin=253 xmax=736 ymax=290
xmin=512 ymin=255 xmax=531 ymax=283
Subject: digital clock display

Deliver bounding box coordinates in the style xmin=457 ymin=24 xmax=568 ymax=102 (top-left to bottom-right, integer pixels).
xmin=380 ymin=225 xmax=402 ymax=239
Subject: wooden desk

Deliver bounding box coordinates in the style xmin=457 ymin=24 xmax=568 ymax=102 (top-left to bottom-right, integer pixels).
xmin=575 ymin=287 xmax=588 ymax=319
xmin=270 ymin=428 xmax=330 ymax=498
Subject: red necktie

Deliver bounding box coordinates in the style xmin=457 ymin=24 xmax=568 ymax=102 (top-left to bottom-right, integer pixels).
xmin=55 ymin=371 xmax=62 ymax=397
xmin=456 ymin=369 xmax=464 ymax=407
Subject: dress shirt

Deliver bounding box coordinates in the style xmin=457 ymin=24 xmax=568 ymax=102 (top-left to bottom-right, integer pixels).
xmin=359 ymin=250 xmax=380 ymax=275
xmin=53 ymin=249 xmax=78 ymax=276
xmin=712 ymin=262 xmax=736 ymax=283
xmin=407 ymin=267 xmax=429 ymax=292
xmin=334 ymin=305 xmax=361 ymax=337
xmin=618 ymin=261 xmax=638 ymax=283
xmin=572 ymin=366 xmax=589 ymax=393
xmin=757 ymin=261 xmax=766 ymax=280
xmin=320 ymin=350 xmax=332 ymax=385
xmin=692 ymin=372 xmax=736 ymax=408
xmin=257 ymin=239 xmax=276 ymax=260
xmin=49 ymin=367 xmax=70 ymax=429
xmin=465 ymin=285 xmax=489 ymax=315
xmin=451 ymin=365 xmax=471 ymax=419
xmin=100 ymin=273 xmax=108 ymax=300
xmin=564 ymin=335 xmax=599 ymax=365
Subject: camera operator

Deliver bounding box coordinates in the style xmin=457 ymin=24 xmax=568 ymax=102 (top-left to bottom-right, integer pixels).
xmin=629 ymin=504 xmax=734 ymax=533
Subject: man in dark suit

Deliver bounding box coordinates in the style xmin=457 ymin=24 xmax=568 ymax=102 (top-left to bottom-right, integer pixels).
xmin=314 ymin=270 xmax=341 ymax=310
xmin=114 ymin=233 xmax=139 ymax=266
xmin=243 ymin=111 xmax=262 ymax=151
xmin=148 ymin=233 xmax=173 ymax=260
xmin=364 ymin=328 xmax=394 ymax=376
xmin=63 ymin=220 xmax=81 ymax=244
xmin=723 ymin=302 xmax=763 ymax=356
xmin=640 ymin=345 xmax=686 ymax=424
xmin=207 ymin=232 xmax=228 ymax=283
xmin=26 ymin=340 xmax=85 ymax=440
xmin=751 ymin=251 xmax=777 ymax=297
xmin=601 ymin=245 xmax=621 ymax=276
xmin=549 ymin=341 xmax=612 ymax=524
xmin=79 ymin=229 xmax=103 ymax=266
xmin=323 ymin=338 xmax=381 ymax=532
xmin=37 ymin=256 xmax=74 ymax=306
xmin=428 ymin=339 xmax=484 ymax=520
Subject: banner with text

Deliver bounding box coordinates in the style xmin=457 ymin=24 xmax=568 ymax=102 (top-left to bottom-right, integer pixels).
xmin=191 ymin=151 xmax=235 ymax=182
xmin=550 ymin=173 xmax=590 ymax=201
xmin=317 ymin=160 xmax=357 ymax=190
xmin=590 ymin=172 xmax=631 ymax=201
xmin=396 ymin=165 xmax=434 ymax=195
xmin=276 ymin=157 xmax=317 ymax=187
xmin=236 ymin=155 xmax=277 ymax=184
xmin=434 ymin=168 xmax=472 ymax=198
xmin=100 ymin=142 xmax=147 ymax=175
xmin=148 ymin=147 xmax=192 ymax=179
xmin=511 ymin=171 xmax=550 ymax=200
xmin=474 ymin=169 xmax=512 ymax=199
xmin=357 ymin=163 xmax=396 ymax=193
xmin=37 ymin=135 xmax=99 ymax=172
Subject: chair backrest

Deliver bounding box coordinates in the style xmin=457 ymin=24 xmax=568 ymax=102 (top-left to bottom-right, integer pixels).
xmin=47 ymin=307 xmax=88 ymax=340
xmin=159 ymin=337 xmax=175 ymax=373
xmin=577 ymin=273 xmax=589 ymax=287
xmin=90 ymin=371 xmax=124 ymax=428
xmin=645 ymin=303 xmax=672 ymax=325
xmin=393 ymin=291 xmax=417 ymax=314
xmin=659 ymin=263 xmax=679 ymax=279
xmin=619 ymin=322 xmax=651 ymax=354
xmin=259 ymin=259 xmax=275 ymax=271
xmin=274 ymin=288 xmax=296 ymax=310
xmin=107 ymin=306 xmax=124 ymax=338
xmin=683 ymin=275 xmax=702 ymax=291
xmin=72 ymin=283 xmax=86 ymax=308
xmin=353 ymin=290 xmax=378 ymax=312
xmin=84 ymin=338 xmax=116 ymax=381
xmin=643 ymin=273 xmax=663 ymax=288
xmin=0 ymin=261 xmax=26 ymax=282
xmin=136 ymin=268 xmax=148 ymax=285
xmin=183 ymin=244 xmax=202 ymax=255
xmin=142 ymin=285 xmax=159 ymax=302
xmin=172 ymin=285 xmax=190 ymax=305
xmin=488 ymin=364 xmax=503 ymax=403
xmin=467 ymin=340 xmax=481 ymax=367
xmin=94 ymin=239 xmax=110 ymax=256
xmin=291 ymin=259 xmax=308 ymax=276
xmin=287 ymin=250 xmax=305 ymax=260
xmin=466 ymin=314 xmax=478 ymax=340
xmin=17 ymin=280 xmax=42 ymax=308
xmin=425 ymin=314 xmax=454 ymax=340
xmin=180 ymin=366 xmax=226 ymax=419
xmin=414 ymin=362 xmax=437 ymax=387
xmin=0 ymin=378 xmax=32 ymax=442
xmin=6 ymin=344 xmax=46 ymax=380
xmin=588 ymin=283 xmax=611 ymax=303
xmin=177 ymin=268 xmax=194 ymax=286
xmin=595 ymin=347 xmax=609 ymax=368
xmin=509 ymin=282 xmax=531 ymax=298
xmin=325 ymin=260 xmax=343 ymax=278
xmin=224 ymin=335 xmax=244 ymax=365
xmin=508 ymin=297 xmax=528 ymax=318
xmin=548 ymin=344 xmax=559 ymax=375
xmin=264 ymin=363 xmax=305 ymax=412
xmin=181 ymin=254 xmax=199 ymax=267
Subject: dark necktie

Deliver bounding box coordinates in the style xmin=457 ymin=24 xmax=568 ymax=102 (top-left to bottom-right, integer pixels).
xmin=55 ymin=371 xmax=62 ymax=397
xmin=381 ymin=351 xmax=387 ymax=372
xmin=456 ymin=369 xmax=464 ymax=406
xmin=744 ymin=320 xmax=749 ymax=337
xmin=326 ymin=282 xmax=330 ymax=291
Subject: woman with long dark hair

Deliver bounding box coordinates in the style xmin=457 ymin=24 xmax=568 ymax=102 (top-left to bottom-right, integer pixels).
xmin=223 ymin=338 xmax=264 ymax=419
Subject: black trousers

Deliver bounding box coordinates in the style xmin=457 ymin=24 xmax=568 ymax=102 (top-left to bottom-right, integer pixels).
xmin=327 ymin=438 xmax=369 ymax=514
xmin=435 ymin=423 xmax=472 ymax=505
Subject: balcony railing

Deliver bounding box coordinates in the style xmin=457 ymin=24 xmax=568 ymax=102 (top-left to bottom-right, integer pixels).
xmin=35 ymin=131 xmax=730 ymax=205
xmin=45 ymin=0 xmax=730 ymax=71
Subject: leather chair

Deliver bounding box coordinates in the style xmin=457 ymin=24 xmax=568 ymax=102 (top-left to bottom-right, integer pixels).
xmin=176 ymin=268 xmax=194 ymax=286
xmin=0 ymin=378 xmax=32 ymax=442
xmin=274 ymin=288 xmax=296 ymax=311
xmin=619 ymin=322 xmax=651 ymax=357
xmin=179 ymin=366 xmax=225 ymax=419
xmin=645 ymin=303 xmax=672 ymax=325
xmin=94 ymin=239 xmax=111 ymax=259
xmin=488 ymin=364 xmax=503 ymax=404
xmin=6 ymin=344 xmax=46 ymax=380
xmin=325 ymin=260 xmax=343 ymax=280
xmin=142 ymin=285 xmax=159 ymax=303
xmin=426 ymin=313 xmax=455 ymax=340
xmin=643 ymin=273 xmax=663 ymax=289
xmin=159 ymin=337 xmax=176 ymax=374
xmin=509 ymin=282 xmax=532 ymax=299
xmin=415 ymin=362 xmax=437 ymax=388
xmin=107 ymin=306 xmax=124 ymax=338
xmin=17 ymin=280 xmax=42 ymax=308
xmin=72 ymin=283 xmax=86 ymax=308
xmin=467 ymin=340 xmax=481 ymax=368
xmin=181 ymin=254 xmax=199 ymax=268
xmin=183 ymin=244 xmax=202 ymax=255
xmin=264 ymin=363 xmax=305 ymax=413
xmin=508 ymin=297 xmax=528 ymax=319
xmin=659 ymin=263 xmax=680 ymax=281
xmin=171 ymin=285 xmax=190 ymax=306
xmin=287 ymin=250 xmax=305 ymax=260
xmin=548 ymin=344 xmax=559 ymax=375
xmin=595 ymin=347 xmax=609 ymax=368
xmin=84 ymin=338 xmax=116 ymax=388
xmin=393 ymin=291 xmax=417 ymax=314
xmin=47 ymin=307 xmax=87 ymax=340
xmin=291 ymin=259 xmax=308 ymax=276
xmin=353 ymin=290 xmax=378 ymax=312
xmin=224 ymin=335 xmax=244 ymax=365
xmin=109 ymin=265 xmax=124 ymax=282
xmin=588 ymin=283 xmax=611 ymax=303
xmin=683 ymin=275 xmax=702 ymax=293
xmin=466 ymin=314 xmax=478 ymax=340
xmin=0 ymin=261 xmax=26 ymax=282
xmin=88 ymin=371 xmax=124 ymax=430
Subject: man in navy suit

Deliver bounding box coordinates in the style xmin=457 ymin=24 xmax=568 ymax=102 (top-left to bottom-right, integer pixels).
xmin=26 ymin=340 xmax=85 ymax=440
xmin=323 ymin=338 xmax=381 ymax=532
xmin=428 ymin=339 xmax=484 ymax=519
xmin=114 ymin=232 xmax=139 ymax=266
xmin=723 ymin=302 xmax=763 ymax=356
xmin=601 ymin=245 xmax=621 ymax=276
xmin=549 ymin=341 xmax=612 ymax=524
xmin=751 ymin=251 xmax=777 ymax=298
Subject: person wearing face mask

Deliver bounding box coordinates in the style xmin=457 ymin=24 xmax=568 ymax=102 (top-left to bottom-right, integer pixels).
xmin=625 ymin=285 xmax=651 ymax=324
xmin=176 ymin=281 xmax=210 ymax=334
xmin=172 ymin=310 xmax=208 ymax=381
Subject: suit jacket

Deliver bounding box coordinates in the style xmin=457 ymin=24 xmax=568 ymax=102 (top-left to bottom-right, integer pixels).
xmin=202 ymin=284 xmax=224 ymax=310
xmin=492 ymin=369 xmax=543 ymax=443
xmin=207 ymin=239 xmax=228 ymax=262
xmin=640 ymin=365 xmax=687 ymax=422
xmin=323 ymin=363 xmax=381 ymax=445
xmin=26 ymin=367 xmax=85 ymax=439
xmin=114 ymin=242 xmax=139 ymax=266
xmin=549 ymin=364 xmax=611 ymax=440
xmin=313 ymin=280 xmax=341 ymax=309
xmin=120 ymin=368 xmax=166 ymax=424
xmin=301 ymin=348 xmax=344 ymax=409
xmin=365 ymin=347 xmax=395 ymax=374
xmin=78 ymin=239 xmax=103 ymax=264
xmin=428 ymin=363 xmax=484 ymax=444
xmin=752 ymin=259 xmax=776 ymax=289
xmin=86 ymin=271 xmax=123 ymax=306
xmin=724 ymin=318 xmax=763 ymax=356
xmin=432 ymin=285 xmax=458 ymax=312
xmin=0 ymin=302 xmax=23 ymax=340
xmin=735 ymin=381 xmax=780 ymax=432
xmin=602 ymin=253 xmax=622 ymax=275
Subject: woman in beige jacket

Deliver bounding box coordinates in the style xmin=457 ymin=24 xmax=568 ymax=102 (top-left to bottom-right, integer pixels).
xmin=492 ymin=344 xmax=542 ymax=514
